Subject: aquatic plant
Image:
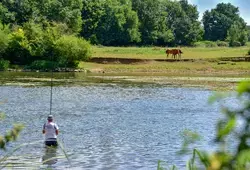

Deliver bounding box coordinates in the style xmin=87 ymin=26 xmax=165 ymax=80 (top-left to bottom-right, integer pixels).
xmin=0 ymin=112 xmax=24 ymax=150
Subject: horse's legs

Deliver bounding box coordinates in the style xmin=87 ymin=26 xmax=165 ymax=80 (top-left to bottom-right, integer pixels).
xmin=178 ymin=54 xmax=180 ymax=60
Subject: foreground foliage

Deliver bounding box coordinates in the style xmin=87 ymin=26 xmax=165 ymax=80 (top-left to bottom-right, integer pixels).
xmin=0 ymin=112 xmax=23 ymax=150
xmin=158 ymin=81 xmax=250 ymax=169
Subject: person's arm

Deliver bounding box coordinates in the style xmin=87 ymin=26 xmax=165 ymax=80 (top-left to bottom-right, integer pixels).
xmin=55 ymin=124 xmax=59 ymax=135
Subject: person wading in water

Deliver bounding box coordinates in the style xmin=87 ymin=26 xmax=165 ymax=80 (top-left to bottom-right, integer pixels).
xmin=42 ymin=115 xmax=59 ymax=146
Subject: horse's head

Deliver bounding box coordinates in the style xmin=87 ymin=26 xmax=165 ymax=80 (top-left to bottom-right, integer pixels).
xmin=179 ymin=50 xmax=183 ymax=54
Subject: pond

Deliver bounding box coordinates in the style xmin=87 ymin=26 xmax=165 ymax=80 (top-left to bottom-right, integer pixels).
xmin=0 ymin=72 xmax=220 ymax=169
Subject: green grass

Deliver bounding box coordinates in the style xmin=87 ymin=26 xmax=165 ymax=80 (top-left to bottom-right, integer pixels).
xmin=92 ymin=46 xmax=250 ymax=59
xmin=81 ymin=61 xmax=250 ymax=76
xmin=80 ymin=46 xmax=250 ymax=90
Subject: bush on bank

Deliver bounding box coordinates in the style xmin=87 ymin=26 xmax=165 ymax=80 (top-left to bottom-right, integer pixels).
xmin=54 ymin=35 xmax=92 ymax=68
xmin=25 ymin=60 xmax=57 ymax=70
xmin=193 ymin=41 xmax=218 ymax=47
xmin=0 ymin=23 xmax=10 ymax=55
xmin=0 ymin=22 xmax=92 ymax=69
xmin=216 ymin=41 xmax=229 ymax=47
xmin=0 ymin=59 xmax=10 ymax=71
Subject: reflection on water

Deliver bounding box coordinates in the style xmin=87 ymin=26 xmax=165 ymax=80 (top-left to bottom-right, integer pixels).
xmin=42 ymin=146 xmax=58 ymax=166
xmin=0 ymin=72 xmax=222 ymax=169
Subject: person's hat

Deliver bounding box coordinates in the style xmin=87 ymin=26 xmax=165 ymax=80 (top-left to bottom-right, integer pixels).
xmin=47 ymin=115 xmax=53 ymax=120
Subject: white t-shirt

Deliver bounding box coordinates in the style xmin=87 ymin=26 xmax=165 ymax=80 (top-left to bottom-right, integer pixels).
xmin=43 ymin=122 xmax=59 ymax=141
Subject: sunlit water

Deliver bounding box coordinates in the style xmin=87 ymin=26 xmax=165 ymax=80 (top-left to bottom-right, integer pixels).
xmin=0 ymin=72 xmax=223 ymax=169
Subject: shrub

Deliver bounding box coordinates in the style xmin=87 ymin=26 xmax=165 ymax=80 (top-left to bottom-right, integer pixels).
xmin=9 ymin=64 xmax=21 ymax=70
xmin=248 ymin=49 xmax=250 ymax=55
xmin=27 ymin=60 xmax=57 ymax=70
xmin=203 ymin=41 xmax=217 ymax=47
xmin=230 ymin=41 xmax=241 ymax=47
xmin=23 ymin=22 xmax=47 ymax=58
xmin=0 ymin=23 xmax=10 ymax=55
xmin=193 ymin=41 xmax=206 ymax=47
xmin=0 ymin=59 xmax=10 ymax=71
xmin=216 ymin=41 xmax=229 ymax=47
xmin=193 ymin=41 xmax=218 ymax=48
xmin=54 ymin=35 xmax=92 ymax=68
xmin=4 ymin=23 xmax=69 ymax=65
xmin=4 ymin=28 xmax=31 ymax=65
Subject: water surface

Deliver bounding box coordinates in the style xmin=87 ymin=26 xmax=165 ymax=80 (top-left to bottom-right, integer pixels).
xmin=0 ymin=72 xmax=220 ymax=169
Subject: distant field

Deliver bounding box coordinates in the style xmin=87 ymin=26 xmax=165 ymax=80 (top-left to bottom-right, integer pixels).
xmin=92 ymin=46 xmax=250 ymax=59
xmin=80 ymin=46 xmax=250 ymax=90
xmin=81 ymin=61 xmax=250 ymax=76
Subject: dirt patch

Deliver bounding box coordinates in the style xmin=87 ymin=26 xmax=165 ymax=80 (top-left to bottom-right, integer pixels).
xmin=88 ymin=57 xmax=152 ymax=64
xmin=88 ymin=56 xmax=250 ymax=64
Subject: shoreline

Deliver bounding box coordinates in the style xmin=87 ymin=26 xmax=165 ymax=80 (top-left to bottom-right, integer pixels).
xmin=1 ymin=71 xmax=249 ymax=91
xmin=88 ymin=56 xmax=250 ymax=64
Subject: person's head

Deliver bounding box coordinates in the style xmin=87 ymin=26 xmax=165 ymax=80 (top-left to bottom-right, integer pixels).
xmin=47 ymin=115 xmax=53 ymax=122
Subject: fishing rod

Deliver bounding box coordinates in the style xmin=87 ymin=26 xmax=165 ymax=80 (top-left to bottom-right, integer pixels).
xmin=49 ymin=64 xmax=53 ymax=115
xmin=48 ymin=56 xmax=66 ymax=147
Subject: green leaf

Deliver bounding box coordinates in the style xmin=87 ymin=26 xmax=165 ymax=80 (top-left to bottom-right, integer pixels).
xmin=0 ymin=112 xmax=5 ymax=120
xmin=237 ymin=81 xmax=250 ymax=95
xmin=217 ymin=116 xmax=236 ymax=140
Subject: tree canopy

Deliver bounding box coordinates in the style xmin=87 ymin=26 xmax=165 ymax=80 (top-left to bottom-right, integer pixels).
xmin=0 ymin=0 xmax=249 ymax=69
xmin=202 ymin=2 xmax=248 ymax=45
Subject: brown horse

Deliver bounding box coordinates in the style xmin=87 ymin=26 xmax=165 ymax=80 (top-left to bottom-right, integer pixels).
xmin=166 ymin=49 xmax=183 ymax=59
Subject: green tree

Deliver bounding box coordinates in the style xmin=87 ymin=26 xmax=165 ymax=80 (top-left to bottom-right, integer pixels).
xmin=202 ymin=3 xmax=247 ymax=42
xmin=0 ymin=22 xmax=10 ymax=56
xmin=95 ymin=0 xmax=140 ymax=45
xmin=0 ymin=3 xmax=15 ymax=24
xmin=247 ymin=25 xmax=250 ymax=41
xmin=0 ymin=0 xmax=39 ymax=25
xmin=3 ymin=28 xmax=31 ymax=65
xmin=227 ymin=21 xmax=248 ymax=46
xmin=0 ymin=0 xmax=83 ymax=34
xmin=81 ymin=0 xmax=105 ymax=44
xmin=39 ymin=0 xmax=83 ymax=33
xmin=164 ymin=0 xmax=203 ymax=46
xmin=132 ymin=0 xmax=172 ymax=45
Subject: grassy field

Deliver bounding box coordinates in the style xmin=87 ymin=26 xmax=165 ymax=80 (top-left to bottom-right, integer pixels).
xmin=82 ymin=46 xmax=250 ymax=75
xmin=91 ymin=45 xmax=250 ymax=59
xmin=81 ymin=61 xmax=250 ymax=76
xmin=80 ymin=46 xmax=250 ymax=90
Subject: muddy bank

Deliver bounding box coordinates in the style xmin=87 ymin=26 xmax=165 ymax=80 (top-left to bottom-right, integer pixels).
xmin=5 ymin=68 xmax=88 ymax=73
xmin=88 ymin=56 xmax=250 ymax=64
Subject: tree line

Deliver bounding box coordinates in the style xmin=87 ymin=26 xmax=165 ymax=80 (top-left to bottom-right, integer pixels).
xmin=81 ymin=0 xmax=249 ymax=46
xmin=0 ymin=0 xmax=249 ymax=69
